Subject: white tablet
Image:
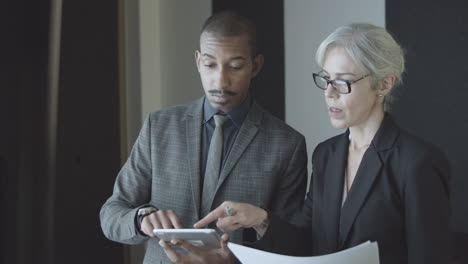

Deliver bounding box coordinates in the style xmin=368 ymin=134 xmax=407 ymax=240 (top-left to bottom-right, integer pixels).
xmin=153 ymin=228 xmax=221 ymax=249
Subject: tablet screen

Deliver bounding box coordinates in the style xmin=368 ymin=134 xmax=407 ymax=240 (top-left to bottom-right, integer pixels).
xmin=153 ymin=228 xmax=221 ymax=249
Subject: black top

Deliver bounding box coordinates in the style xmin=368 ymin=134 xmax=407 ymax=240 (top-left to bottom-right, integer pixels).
xmin=255 ymin=114 xmax=451 ymax=264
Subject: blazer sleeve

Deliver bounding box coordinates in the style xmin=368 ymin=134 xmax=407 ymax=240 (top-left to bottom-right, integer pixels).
xmin=268 ymin=134 xmax=308 ymax=218
xmin=253 ymin=141 xmax=322 ymax=256
xmin=252 ymin=212 xmax=312 ymax=256
xmin=404 ymin=149 xmax=451 ymax=264
xmin=99 ymin=114 xmax=154 ymax=245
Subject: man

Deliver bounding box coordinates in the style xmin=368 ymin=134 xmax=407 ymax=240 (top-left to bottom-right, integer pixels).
xmin=100 ymin=11 xmax=307 ymax=263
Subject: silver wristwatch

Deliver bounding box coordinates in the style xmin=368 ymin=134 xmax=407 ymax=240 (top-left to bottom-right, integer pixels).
xmin=137 ymin=207 xmax=157 ymax=217
xmin=136 ymin=207 xmax=157 ymax=236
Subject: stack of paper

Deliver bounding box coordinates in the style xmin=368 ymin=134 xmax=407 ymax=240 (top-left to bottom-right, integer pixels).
xmin=228 ymin=241 xmax=379 ymax=264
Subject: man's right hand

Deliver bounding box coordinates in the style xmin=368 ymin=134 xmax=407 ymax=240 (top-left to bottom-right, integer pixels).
xmin=140 ymin=209 xmax=183 ymax=237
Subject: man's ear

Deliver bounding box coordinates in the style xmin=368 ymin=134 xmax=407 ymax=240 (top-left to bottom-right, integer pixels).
xmin=195 ymin=50 xmax=201 ymax=72
xmin=251 ymin=54 xmax=264 ymax=78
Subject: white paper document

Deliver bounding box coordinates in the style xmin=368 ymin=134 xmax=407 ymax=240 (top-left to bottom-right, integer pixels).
xmin=228 ymin=241 xmax=379 ymax=264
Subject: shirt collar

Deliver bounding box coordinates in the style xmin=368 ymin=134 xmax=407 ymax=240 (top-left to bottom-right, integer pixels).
xmin=203 ymin=94 xmax=252 ymax=128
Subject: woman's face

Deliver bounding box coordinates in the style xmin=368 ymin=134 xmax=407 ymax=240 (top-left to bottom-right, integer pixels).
xmin=321 ymin=47 xmax=383 ymax=129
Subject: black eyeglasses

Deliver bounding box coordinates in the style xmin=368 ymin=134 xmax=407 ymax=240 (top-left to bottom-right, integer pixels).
xmin=312 ymin=73 xmax=370 ymax=94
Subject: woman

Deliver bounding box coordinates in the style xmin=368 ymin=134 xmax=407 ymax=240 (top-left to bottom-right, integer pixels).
xmin=195 ymin=23 xmax=451 ymax=264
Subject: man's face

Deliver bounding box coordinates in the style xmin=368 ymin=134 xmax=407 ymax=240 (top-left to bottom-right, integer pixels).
xmin=195 ymin=33 xmax=263 ymax=113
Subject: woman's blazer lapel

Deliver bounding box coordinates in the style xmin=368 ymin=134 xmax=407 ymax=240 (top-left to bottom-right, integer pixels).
xmin=339 ymin=146 xmax=382 ymax=247
xmin=338 ymin=114 xmax=400 ymax=249
xmin=320 ymin=133 xmax=348 ymax=252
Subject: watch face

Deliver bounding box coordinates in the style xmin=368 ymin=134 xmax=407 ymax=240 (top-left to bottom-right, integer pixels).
xmin=138 ymin=207 xmax=156 ymax=215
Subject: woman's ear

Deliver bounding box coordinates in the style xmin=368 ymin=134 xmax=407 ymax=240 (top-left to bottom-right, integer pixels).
xmin=379 ymin=74 xmax=396 ymax=96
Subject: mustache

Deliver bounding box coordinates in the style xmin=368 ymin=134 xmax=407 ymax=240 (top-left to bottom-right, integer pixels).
xmin=208 ymin=89 xmax=238 ymax=96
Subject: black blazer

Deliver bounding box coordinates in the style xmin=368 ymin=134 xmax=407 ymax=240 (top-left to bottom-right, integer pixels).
xmin=257 ymin=114 xmax=451 ymax=264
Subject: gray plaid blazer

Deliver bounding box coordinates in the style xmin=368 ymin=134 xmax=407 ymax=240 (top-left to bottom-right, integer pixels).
xmin=100 ymin=97 xmax=308 ymax=263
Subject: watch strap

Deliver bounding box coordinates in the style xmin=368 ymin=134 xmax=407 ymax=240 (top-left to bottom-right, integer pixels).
xmin=135 ymin=206 xmax=158 ymax=236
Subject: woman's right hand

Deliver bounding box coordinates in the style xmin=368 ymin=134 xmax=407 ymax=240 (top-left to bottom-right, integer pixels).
xmin=194 ymin=201 xmax=270 ymax=237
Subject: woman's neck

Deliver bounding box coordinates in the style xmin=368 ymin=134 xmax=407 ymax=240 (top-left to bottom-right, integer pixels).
xmin=348 ymin=110 xmax=385 ymax=151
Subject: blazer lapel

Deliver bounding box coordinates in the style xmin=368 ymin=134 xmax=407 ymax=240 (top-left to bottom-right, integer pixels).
xmin=340 ymin=113 xmax=399 ymax=248
xmin=186 ymin=98 xmax=204 ymax=219
xmin=215 ymin=103 xmax=261 ymax=193
xmin=339 ymin=146 xmax=382 ymax=247
xmin=322 ymin=133 xmax=348 ymax=252
xmin=338 ymin=114 xmax=399 ymax=247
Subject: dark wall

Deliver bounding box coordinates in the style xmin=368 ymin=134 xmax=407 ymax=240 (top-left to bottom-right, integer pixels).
xmin=0 ymin=0 xmax=20 ymax=260
xmin=386 ymin=1 xmax=468 ymax=233
xmin=1 ymin=1 xmax=124 ymax=263
xmin=213 ymin=0 xmax=285 ymax=120
xmin=1 ymin=0 xmax=51 ymax=263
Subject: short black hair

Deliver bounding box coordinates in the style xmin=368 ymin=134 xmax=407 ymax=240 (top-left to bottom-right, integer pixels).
xmin=200 ymin=10 xmax=258 ymax=55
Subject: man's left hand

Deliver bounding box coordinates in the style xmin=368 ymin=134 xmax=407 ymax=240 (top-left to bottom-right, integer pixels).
xmin=159 ymin=233 xmax=234 ymax=264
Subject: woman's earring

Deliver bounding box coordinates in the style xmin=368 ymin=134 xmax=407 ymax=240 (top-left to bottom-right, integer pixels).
xmin=378 ymin=93 xmax=384 ymax=97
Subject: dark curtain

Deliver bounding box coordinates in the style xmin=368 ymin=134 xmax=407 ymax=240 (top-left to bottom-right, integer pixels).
xmin=1 ymin=0 xmax=124 ymax=263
